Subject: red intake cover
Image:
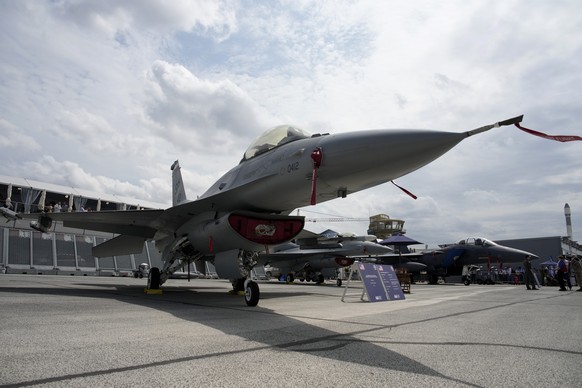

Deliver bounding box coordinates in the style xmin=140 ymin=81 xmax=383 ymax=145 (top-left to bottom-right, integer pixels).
xmin=229 ymin=214 xmax=304 ymax=245
xmin=335 ymin=257 xmax=355 ymax=267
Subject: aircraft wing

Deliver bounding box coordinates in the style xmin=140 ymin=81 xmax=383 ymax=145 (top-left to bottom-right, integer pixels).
xmin=21 ymin=210 xmax=164 ymax=238
xmin=376 ymin=252 xmax=426 ymax=271
xmin=375 ymin=252 xmax=428 ymax=271
xmin=19 ymin=183 xmax=266 ymax=238
xmin=377 ymin=252 xmax=425 ymax=260
xmin=259 ymin=247 xmax=352 ymax=263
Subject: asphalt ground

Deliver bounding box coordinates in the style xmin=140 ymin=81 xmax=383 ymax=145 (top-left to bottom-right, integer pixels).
xmin=0 ymin=274 xmax=580 ymax=388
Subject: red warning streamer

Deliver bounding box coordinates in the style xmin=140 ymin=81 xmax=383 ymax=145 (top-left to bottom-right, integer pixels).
xmin=515 ymin=123 xmax=582 ymax=142
xmin=310 ymin=147 xmax=323 ymax=205
xmin=391 ymin=181 xmax=418 ymax=200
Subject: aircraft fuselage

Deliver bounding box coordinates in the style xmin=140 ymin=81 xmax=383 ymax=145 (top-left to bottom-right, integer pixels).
xmin=200 ymin=129 xmax=469 ymax=213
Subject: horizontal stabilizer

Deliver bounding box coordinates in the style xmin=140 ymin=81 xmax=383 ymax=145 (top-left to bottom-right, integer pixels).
xmin=92 ymin=234 xmax=146 ymax=258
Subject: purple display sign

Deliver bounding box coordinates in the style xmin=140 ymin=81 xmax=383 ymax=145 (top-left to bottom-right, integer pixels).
xmin=377 ymin=264 xmax=405 ymax=300
xmin=357 ymin=262 xmax=405 ymax=302
xmin=358 ymin=262 xmax=388 ymax=302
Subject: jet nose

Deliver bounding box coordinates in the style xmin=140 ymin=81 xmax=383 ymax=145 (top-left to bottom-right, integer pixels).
xmin=501 ymin=246 xmax=540 ymax=263
xmin=316 ymin=129 xmax=467 ymax=195
xmin=367 ymin=243 xmax=396 ymax=255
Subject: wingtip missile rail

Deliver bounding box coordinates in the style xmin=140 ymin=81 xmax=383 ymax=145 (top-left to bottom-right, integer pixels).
xmin=465 ymin=114 xmax=524 ymax=137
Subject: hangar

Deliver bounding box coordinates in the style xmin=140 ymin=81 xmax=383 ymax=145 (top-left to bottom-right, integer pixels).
xmin=495 ymin=236 xmax=582 ymax=268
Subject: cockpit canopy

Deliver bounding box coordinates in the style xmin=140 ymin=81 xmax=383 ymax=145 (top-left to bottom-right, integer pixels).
xmin=458 ymin=237 xmax=497 ymax=247
xmin=242 ymin=125 xmax=312 ymax=161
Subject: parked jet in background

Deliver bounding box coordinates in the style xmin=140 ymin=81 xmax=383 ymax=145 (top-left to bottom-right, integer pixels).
xmin=23 ymin=116 xmax=524 ymax=306
xmin=257 ymin=230 xmax=393 ymax=286
xmin=378 ymin=236 xmax=538 ymax=283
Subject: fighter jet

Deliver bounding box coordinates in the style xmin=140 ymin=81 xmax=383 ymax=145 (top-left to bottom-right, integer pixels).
xmin=23 ymin=115 xmax=524 ymax=306
xmin=256 ymin=230 xmax=393 ymax=287
xmin=378 ymin=236 xmax=539 ymax=284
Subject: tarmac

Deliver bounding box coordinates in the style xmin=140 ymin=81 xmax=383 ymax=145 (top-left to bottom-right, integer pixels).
xmin=0 ymin=274 xmax=580 ymax=387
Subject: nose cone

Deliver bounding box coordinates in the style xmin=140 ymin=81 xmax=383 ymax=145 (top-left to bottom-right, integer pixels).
xmin=499 ymin=246 xmax=540 ymax=262
xmin=316 ymin=129 xmax=467 ymax=197
xmin=361 ymin=241 xmax=395 ymax=256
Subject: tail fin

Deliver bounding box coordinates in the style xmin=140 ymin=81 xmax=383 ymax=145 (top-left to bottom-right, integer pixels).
xmin=170 ymin=160 xmax=188 ymax=206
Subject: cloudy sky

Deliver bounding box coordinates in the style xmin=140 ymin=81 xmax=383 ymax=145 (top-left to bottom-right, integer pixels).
xmin=1 ymin=0 xmax=581 ymax=247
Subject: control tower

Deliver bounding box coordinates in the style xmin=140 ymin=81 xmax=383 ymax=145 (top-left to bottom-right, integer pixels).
xmin=367 ymin=214 xmax=406 ymax=240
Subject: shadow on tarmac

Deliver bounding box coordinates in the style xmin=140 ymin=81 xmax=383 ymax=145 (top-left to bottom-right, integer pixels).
xmin=0 ymin=278 xmax=576 ymax=388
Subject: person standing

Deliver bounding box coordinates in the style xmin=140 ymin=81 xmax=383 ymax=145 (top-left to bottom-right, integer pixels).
xmin=541 ymin=266 xmax=549 ymax=286
xmin=564 ymin=260 xmax=572 ymax=291
xmin=571 ymin=256 xmax=582 ymax=292
xmin=557 ymin=255 xmax=568 ymax=291
xmin=523 ymin=255 xmax=537 ymax=290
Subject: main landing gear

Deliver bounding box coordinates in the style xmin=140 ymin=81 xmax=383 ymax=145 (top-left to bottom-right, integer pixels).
xmin=244 ymin=280 xmax=260 ymax=307
xmin=232 ymin=278 xmax=260 ymax=307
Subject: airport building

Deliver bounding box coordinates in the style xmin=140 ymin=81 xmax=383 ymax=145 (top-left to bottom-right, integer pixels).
xmin=0 ymin=175 xmax=170 ymax=276
xmin=1 ymin=175 xmax=581 ymax=276
xmin=495 ymin=236 xmax=582 ymax=268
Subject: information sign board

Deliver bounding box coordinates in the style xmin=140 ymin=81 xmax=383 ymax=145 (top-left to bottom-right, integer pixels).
xmin=357 ymin=262 xmax=405 ymax=302
xmin=358 ymin=262 xmax=388 ymax=302
xmin=377 ymin=264 xmax=405 ymax=300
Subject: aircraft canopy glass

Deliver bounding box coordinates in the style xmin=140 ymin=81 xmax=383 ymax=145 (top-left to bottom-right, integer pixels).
xmin=458 ymin=237 xmax=498 ymax=247
xmin=243 ymin=125 xmax=312 ymax=161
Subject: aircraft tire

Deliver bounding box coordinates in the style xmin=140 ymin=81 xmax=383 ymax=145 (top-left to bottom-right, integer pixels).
xmin=317 ymin=274 xmax=324 ymax=284
xmin=336 ymin=279 xmax=342 ymax=287
xmin=245 ymin=281 xmax=260 ymax=306
xmin=287 ymin=273 xmax=294 ymax=283
xmin=148 ymin=267 xmax=161 ymax=289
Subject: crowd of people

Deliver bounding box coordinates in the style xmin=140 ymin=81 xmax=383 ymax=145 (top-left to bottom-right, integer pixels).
xmin=522 ymin=254 xmax=582 ymax=291
xmin=465 ymin=255 xmax=582 ymax=291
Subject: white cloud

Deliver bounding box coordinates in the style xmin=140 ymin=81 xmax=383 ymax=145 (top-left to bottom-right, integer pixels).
xmin=0 ymin=119 xmax=41 ymax=151
xmin=143 ymin=60 xmax=276 ymax=155
xmin=1 ymin=0 xmax=581 ymax=247
xmin=53 ymin=0 xmax=237 ymax=40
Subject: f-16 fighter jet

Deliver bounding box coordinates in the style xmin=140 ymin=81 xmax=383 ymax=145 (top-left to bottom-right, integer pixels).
xmin=257 ymin=229 xmax=394 ymax=287
xmin=23 ymin=115 xmax=524 ymax=306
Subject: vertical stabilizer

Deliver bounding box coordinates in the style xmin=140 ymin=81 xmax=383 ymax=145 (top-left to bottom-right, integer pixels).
xmin=171 ymin=160 xmax=188 ymax=206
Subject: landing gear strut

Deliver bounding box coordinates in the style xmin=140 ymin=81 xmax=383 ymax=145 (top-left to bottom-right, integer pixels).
xmin=148 ymin=267 xmax=161 ymax=289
